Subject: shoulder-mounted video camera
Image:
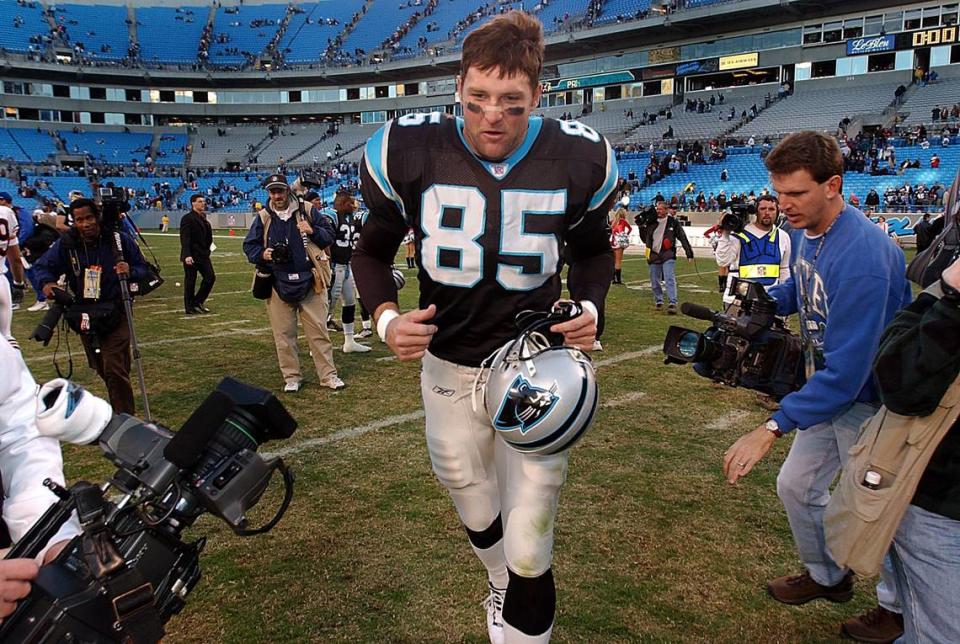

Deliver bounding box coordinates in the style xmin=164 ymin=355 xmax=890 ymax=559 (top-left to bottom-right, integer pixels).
xmin=719 ymin=203 xmax=756 ymax=235
xmin=662 ymin=278 xmax=805 ymax=400
xmin=634 ymin=205 xmax=659 ymax=228
xmin=96 ymin=185 xmax=131 ymax=229
xmin=0 ymin=377 xmax=297 ymax=643
xmin=298 ymin=170 xmax=324 ymax=190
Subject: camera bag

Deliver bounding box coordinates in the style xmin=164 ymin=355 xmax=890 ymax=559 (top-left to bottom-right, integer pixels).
xmin=252 ymin=211 xmax=275 ymax=299
xmin=824 ymin=281 xmax=960 ymax=576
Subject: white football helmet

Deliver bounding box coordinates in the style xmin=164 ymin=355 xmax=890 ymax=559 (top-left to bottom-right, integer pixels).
xmin=475 ymin=306 xmax=598 ymax=455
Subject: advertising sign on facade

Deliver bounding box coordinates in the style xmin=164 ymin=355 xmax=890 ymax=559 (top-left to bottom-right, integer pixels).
xmin=846 ymin=34 xmax=896 ymax=55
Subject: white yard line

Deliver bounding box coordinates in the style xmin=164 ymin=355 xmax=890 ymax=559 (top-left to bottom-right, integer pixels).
xmin=704 ymin=410 xmax=753 ymax=431
xmin=264 ymin=390 xmax=650 ymax=459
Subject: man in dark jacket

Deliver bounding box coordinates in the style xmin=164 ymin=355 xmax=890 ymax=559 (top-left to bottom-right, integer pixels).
xmin=243 ymin=175 xmax=340 ymax=393
xmin=34 ymin=199 xmax=148 ymax=414
xmin=639 ymin=200 xmax=693 ymax=313
xmin=179 ymin=194 xmax=216 ymax=314
xmin=871 ymin=255 xmax=960 ymax=643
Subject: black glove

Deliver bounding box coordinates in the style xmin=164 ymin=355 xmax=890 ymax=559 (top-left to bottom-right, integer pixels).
xmin=11 ymin=282 xmax=25 ymax=305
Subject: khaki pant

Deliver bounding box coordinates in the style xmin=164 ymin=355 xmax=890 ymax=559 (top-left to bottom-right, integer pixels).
xmin=265 ymin=287 xmax=337 ymax=385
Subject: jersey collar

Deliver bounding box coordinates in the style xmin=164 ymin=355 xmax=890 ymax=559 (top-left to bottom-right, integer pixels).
xmin=455 ymin=116 xmax=543 ymax=181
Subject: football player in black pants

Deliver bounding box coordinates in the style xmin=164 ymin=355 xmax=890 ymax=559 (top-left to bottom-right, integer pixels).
xmin=353 ymin=11 xmax=617 ymax=643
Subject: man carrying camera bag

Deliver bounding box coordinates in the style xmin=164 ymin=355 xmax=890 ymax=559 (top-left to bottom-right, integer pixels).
xmin=722 ymin=132 xmax=913 ymax=642
xmin=243 ymin=175 xmax=341 ymax=393
xmin=33 ymin=199 xmax=149 ymax=415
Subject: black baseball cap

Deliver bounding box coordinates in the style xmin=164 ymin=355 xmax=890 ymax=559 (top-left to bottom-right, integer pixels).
xmin=264 ymin=174 xmax=288 ymax=190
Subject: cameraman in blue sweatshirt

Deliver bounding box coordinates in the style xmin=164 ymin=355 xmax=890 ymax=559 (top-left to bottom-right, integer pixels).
xmin=723 ymin=132 xmax=913 ymax=643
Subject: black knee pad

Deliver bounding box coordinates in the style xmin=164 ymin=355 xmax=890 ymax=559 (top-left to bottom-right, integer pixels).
xmin=503 ymin=568 xmax=555 ymax=636
xmin=465 ymin=513 xmax=502 ymax=550
xmin=341 ymin=305 xmax=356 ymax=324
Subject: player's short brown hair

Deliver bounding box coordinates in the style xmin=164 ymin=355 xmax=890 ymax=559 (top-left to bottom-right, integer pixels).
xmin=765 ymin=131 xmax=843 ymax=184
xmin=461 ymin=10 xmax=544 ymax=91
xmin=333 ymin=191 xmax=354 ymax=211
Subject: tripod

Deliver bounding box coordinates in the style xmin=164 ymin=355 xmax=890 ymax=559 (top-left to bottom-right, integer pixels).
xmin=107 ymin=223 xmax=151 ymax=421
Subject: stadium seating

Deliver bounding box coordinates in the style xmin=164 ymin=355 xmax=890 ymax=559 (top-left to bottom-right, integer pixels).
xmin=24 ymin=174 xmax=91 ymax=204
xmin=594 ymin=0 xmax=652 ymax=24
xmin=340 ymin=1 xmax=421 ymax=58
xmin=136 ymin=6 xmax=207 ymax=65
xmin=189 ymin=126 xmax=272 ymax=169
xmin=0 ymin=128 xmax=57 ymax=164
xmin=620 ymin=85 xmax=774 ymax=147
xmin=278 ymin=1 xmax=365 ymax=65
xmin=395 ymin=0 xmax=480 ymax=52
xmin=626 ymin=143 xmax=960 ymax=208
xmin=208 ymin=4 xmax=287 ymax=67
xmin=0 ymin=0 xmax=49 ymax=54
xmin=897 ymin=77 xmax=960 ymax=129
xmin=57 ymin=130 xmax=153 ymax=166
xmin=155 ymin=134 xmax=189 ymax=167
xmin=52 ymin=4 xmax=131 ymax=61
xmin=736 ymin=79 xmax=898 ymax=140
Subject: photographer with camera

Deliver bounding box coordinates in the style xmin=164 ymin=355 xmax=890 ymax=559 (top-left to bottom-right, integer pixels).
xmin=33 ymin=199 xmax=149 ymax=415
xmin=243 ymin=174 xmax=341 ymax=393
xmin=715 ymin=196 xmax=791 ymax=304
xmin=0 ymin=339 xmax=81 ymax=620
xmin=180 ymin=194 xmax=216 ymax=315
xmin=722 ymin=132 xmax=913 ymax=642
xmin=637 ymin=200 xmax=693 ymax=314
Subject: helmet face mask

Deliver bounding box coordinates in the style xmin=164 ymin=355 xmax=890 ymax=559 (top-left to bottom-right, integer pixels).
xmin=478 ymin=327 xmax=598 ymax=455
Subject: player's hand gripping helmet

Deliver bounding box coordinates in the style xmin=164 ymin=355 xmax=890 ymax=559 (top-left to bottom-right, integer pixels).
xmin=474 ymin=302 xmax=599 ymax=455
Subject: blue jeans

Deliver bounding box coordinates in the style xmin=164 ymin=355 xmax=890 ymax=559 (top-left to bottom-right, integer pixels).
xmin=891 ymin=505 xmax=960 ymax=643
xmin=649 ymin=259 xmax=677 ymax=305
xmin=24 ymin=265 xmax=45 ymax=302
xmin=777 ymin=402 xmax=899 ymax=610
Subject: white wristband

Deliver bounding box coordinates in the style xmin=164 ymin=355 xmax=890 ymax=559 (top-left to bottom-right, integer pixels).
xmin=579 ymin=300 xmax=598 ymax=322
xmin=376 ymin=309 xmax=400 ymax=343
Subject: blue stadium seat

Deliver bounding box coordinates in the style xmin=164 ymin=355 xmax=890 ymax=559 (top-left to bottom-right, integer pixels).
xmin=0 ymin=0 xmax=49 ymax=54
xmin=58 ymin=131 xmax=153 ymax=166
xmin=279 ymin=1 xmax=365 ymax=64
xmin=209 ymin=4 xmax=287 ymax=67
xmin=52 ymin=4 xmax=130 ymax=61
xmin=136 ymin=6 xmax=207 ymax=65
xmin=155 ymin=134 xmax=188 ymax=166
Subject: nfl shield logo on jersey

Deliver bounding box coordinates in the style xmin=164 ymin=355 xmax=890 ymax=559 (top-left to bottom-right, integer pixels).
xmin=491 ymin=163 xmax=509 ymax=178
xmin=493 ymin=375 xmax=560 ymax=434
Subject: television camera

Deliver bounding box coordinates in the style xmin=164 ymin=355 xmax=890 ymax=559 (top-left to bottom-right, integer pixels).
xmin=662 ymin=278 xmax=805 ymax=400
xmin=0 ymin=377 xmax=297 ymax=643
xmin=718 ymin=203 xmax=756 ymax=235
xmin=633 ymin=204 xmax=659 ymax=228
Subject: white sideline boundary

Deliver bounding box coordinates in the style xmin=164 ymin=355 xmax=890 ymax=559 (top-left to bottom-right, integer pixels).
xmin=264 ymin=347 xmax=662 ymax=459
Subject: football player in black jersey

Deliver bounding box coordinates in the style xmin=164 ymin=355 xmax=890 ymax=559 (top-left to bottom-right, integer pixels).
xmin=353 ymin=11 xmax=617 ymax=643
xmin=321 ymin=190 xmax=372 ymax=353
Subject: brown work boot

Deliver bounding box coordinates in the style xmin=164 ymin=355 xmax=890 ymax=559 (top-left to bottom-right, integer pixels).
xmin=840 ymin=606 xmax=904 ymax=643
xmin=767 ymin=570 xmax=854 ymax=605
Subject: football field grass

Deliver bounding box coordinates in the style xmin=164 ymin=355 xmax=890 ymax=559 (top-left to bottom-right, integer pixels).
xmin=11 ymin=233 xmax=884 ymax=643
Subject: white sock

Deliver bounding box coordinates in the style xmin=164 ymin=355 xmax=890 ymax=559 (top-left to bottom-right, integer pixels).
xmin=362 ymin=319 xmax=372 ymax=330
xmin=472 ymin=542 xmax=509 ymax=589
xmin=343 ymin=322 xmax=355 ymax=335
xmin=503 ymin=622 xmax=553 ymax=643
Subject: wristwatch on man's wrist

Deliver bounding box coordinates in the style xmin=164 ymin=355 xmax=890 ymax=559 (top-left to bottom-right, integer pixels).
xmin=765 ymin=418 xmax=784 ymax=438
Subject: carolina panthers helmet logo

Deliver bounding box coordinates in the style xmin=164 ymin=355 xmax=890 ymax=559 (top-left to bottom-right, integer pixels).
xmin=493 ymin=375 xmax=560 ymax=434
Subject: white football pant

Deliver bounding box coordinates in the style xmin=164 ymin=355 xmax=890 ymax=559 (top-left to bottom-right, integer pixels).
xmin=421 ymin=351 xmax=568 ymax=578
